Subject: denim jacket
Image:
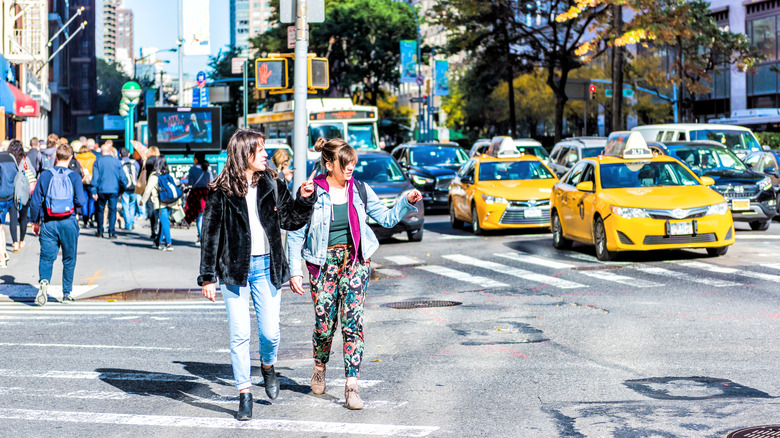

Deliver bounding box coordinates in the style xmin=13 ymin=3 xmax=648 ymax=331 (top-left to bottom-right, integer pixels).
xmin=287 ymin=175 xmax=416 ymax=278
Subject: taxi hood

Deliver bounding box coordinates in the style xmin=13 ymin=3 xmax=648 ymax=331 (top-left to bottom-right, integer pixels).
xmin=600 ymin=186 xmax=724 ymax=208
xmin=477 ymin=179 xmax=556 ymax=200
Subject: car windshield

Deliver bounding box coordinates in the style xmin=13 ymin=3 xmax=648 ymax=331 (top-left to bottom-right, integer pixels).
xmin=671 ymin=146 xmax=747 ymax=173
xmin=690 ymin=129 xmax=760 ymax=152
xmin=517 ymin=145 xmax=550 ymax=160
xmin=410 ymin=147 xmax=468 ymax=167
xmin=478 ymin=160 xmax=555 ymax=181
xmin=347 ymin=123 xmax=377 ymax=149
xmin=582 ymin=147 xmax=604 ymax=158
xmin=600 ymin=161 xmax=700 ymax=189
xmin=353 ymin=156 xmax=406 ymax=183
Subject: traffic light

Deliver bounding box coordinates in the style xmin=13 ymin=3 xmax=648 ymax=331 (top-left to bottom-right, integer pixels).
xmin=589 ymin=84 xmax=596 ymax=99
xmin=255 ymin=58 xmax=288 ymax=90
xmin=308 ymin=57 xmax=329 ymax=89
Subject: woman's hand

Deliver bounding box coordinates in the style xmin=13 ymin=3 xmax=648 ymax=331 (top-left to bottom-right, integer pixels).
xmin=289 ymin=276 xmax=305 ymax=295
xmin=300 ymin=178 xmax=315 ymax=198
xmin=406 ymin=189 xmax=422 ymax=204
xmin=202 ymin=282 xmax=216 ymax=302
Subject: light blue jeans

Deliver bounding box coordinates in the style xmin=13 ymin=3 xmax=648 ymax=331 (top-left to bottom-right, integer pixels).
xmin=221 ymin=254 xmax=281 ymax=391
xmin=120 ymin=192 xmax=139 ymax=229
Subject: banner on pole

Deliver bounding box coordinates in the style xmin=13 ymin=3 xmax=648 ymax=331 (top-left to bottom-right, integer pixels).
xmin=182 ymin=0 xmax=211 ymax=56
xmin=434 ymin=60 xmax=449 ymax=96
xmin=400 ymin=40 xmax=417 ymax=84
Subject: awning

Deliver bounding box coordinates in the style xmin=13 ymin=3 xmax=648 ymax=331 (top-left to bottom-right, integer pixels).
xmin=0 ymin=81 xmax=39 ymax=117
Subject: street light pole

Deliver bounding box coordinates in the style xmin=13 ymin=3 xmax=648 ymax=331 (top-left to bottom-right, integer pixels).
xmin=293 ymin=0 xmax=309 ymax=191
xmin=411 ymin=3 xmax=422 ymax=142
xmin=177 ymin=0 xmax=184 ymax=106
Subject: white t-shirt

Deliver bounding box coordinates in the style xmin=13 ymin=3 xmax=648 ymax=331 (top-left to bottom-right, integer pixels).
xmin=245 ymin=185 xmax=269 ymax=255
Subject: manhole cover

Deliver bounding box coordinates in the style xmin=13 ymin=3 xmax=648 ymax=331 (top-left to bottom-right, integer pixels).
xmin=727 ymin=425 xmax=780 ymax=437
xmin=383 ymin=300 xmax=462 ymax=309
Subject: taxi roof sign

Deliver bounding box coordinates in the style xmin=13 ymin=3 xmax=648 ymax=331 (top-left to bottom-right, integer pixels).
xmin=603 ymin=131 xmax=653 ymax=159
xmin=488 ymin=136 xmax=522 ymax=157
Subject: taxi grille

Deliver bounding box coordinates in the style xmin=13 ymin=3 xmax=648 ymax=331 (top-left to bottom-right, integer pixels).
xmin=712 ymin=184 xmax=759 ymax=199
xmin=644 ymin=206 xmax=709 ymax=220
xmin=499 ymin=208 xmax=551 ymax=225
xmin=642 ymin=233 xmax=717 ymax=245
xmin=435 ymin=177 xmax=454 ymax=191
xmin=508 ymin=199 xmax=551 ymax=208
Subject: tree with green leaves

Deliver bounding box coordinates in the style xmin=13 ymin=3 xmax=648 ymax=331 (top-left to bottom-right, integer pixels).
xmin=97 ymin=58 xmax=131 ymax=114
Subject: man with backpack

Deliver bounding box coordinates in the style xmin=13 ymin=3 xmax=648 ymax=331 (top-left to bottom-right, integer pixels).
xmin=29 ymin=143 xmax=85 ymax=305
xmin=119 ymin=147 xmax=140 ymax=230
xmin=0 ymin=145 xmax=16 ymax=268
xmin=90 ymin=142 xmax=126 ymax=239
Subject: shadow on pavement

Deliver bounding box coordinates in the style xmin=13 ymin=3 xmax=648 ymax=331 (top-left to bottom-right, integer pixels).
xmin=503 ymin=240 xmax=715 ymax=263
xmin=0 ymin=275 xmax=39 ymax=304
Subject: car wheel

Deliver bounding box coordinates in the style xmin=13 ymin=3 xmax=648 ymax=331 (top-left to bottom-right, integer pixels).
xmin=593 ymin=217 xmax=615 ymax=261
xmin=407 ymin=227 xmax=424 ymax=242
xmin=706 ymin=246 xmax=729 ymax=257
xmin=552 ymin=211 xmax=572 ymax=250
xmin=750 ymin=220 xmax=771 ymax=231
xmin=471 ymin=205 xmax=483 ymax=235
xmin=449 ymin=200 xmax=464 ymax=229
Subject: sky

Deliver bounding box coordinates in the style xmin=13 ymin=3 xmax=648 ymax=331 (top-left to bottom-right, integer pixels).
xmin=124 ymin=0 xmax=231 ymax=77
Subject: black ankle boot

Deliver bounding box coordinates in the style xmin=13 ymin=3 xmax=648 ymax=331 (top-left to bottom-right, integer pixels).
xmin=261 ymin=365 xmax=279 ymax=400
xmin=236 ymin=392 xmax=252 ymax=421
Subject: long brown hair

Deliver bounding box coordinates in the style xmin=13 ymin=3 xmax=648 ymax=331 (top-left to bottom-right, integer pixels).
xmin=314 ymin=137 xmax=357 ymax=173
xmin=210 ymin=129 xmax=277 ymax=197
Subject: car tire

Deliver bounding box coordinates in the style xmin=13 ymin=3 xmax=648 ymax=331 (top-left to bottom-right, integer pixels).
xmin=706 ymin=246 xmax=729 ymax=257
xmin=750 ymin=220 xmax=771 ymax=231
xmin=407 ymin=227 xmax=424 ymax=242
xmin=449 ymin=200 xmax=464 ymax=229
xmin=593 ymin=217 xmax=615 ymax=261
xmin=471 ymin=205 xmax=483 ymax=235
xmin=552 ymin=211 xmax=572 ymax=250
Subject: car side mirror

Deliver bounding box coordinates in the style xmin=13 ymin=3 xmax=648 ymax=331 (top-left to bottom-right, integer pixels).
xmin=462 ymin=176 xmax=473 ymax=185
xmin=700 ymin=176 xmax=715 ymax=186
xmin=575 ymin=181 xmax=594 ymax=192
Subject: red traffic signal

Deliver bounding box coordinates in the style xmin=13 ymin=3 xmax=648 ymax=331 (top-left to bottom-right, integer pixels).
xmin=589 ymin=85 xmax=597 ymax=93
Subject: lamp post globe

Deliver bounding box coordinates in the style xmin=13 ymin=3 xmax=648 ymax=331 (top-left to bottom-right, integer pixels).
xmin=121 ymin=81 xmax=142 ymax=100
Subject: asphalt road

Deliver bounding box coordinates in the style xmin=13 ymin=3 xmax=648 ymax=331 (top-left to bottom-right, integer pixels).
xmin=1 ymin=214 xmax=780 ymax=437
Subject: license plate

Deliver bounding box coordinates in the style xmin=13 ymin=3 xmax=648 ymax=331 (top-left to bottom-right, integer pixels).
xmin=731 ymin=199 xmax=750 ymax=211
xmin=525 ymin=208 xmax=542 ymax=218
xmin=670 ymin=221 xmax=693 ymax=236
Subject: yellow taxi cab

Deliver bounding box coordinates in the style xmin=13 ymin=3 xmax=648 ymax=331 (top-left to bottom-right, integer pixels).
xmin=449 ymin=140 xmax=559 ymax=234
xmin=551 ymin=131 xmax=734 ymax=261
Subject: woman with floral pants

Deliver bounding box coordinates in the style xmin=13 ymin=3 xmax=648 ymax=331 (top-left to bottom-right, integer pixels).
xmin=288 ymin=137 xmax=422 ymax=410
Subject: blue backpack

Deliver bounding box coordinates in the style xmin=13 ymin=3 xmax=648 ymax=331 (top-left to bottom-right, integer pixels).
xmin=157 ymin=173 xmax=183 ymax=204
xmin=45 ymin=168 xmax=75 ymax=217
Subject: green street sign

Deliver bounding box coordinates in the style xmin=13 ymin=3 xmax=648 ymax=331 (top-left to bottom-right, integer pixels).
xmin=605 ymin=89 xmax=612 ymax=97
xmin=605 ymin=88 xmax=634 ymax=98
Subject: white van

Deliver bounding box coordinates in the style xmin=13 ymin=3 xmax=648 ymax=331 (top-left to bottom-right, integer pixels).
xmin=631 ymin=123 xmax=763 ymax=157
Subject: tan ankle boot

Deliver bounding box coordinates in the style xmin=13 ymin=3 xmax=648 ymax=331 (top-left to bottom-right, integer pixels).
xmin=344 ymin=382 xmax=363 ymax=410
xmin=311 ymin=366 xmax=326 ymax=395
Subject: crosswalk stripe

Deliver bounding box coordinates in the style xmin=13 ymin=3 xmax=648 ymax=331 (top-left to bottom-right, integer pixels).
xmin=0 ymin=408 xmax=439 ymax=436
xmin=679 ymin=261 xmax=780 ymax=283
xmin=577 ymin=270 xmax=663 ymax=288
xmin=416 ymin=265 xmax=509 ymax=288
xmin=494 ymin=252 xmax=577 ymax=270
xmin=632 ymin=266 xmax=740 ymax=287
xmin=760 ymin=263 xmax=780 ymax=271
xmin=384 ymin=256 xmax=421 ymax=265
xmin=443 ymin=254 xmax=585 ymax=289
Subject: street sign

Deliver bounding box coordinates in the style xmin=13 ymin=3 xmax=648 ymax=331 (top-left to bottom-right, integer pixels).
xmin=308 ymin=57 xmax=329 ymax=89
xmin=605 ymin=89 xmax=612 ymax=98
xmin=410 ymin=97 xmax=426 ymax=103
xmin=430 ymin=107 xmax=439 ymax=113
xmin=192 ymin=87 xmax=209 ymax=107
xmin=287 ymin=26 xmax=296 ymax=49
xmin=196 ymin=71 xmax=207 ymax=88
xmin=606 ymin=88 xmax=634 ymax=98
xmin=232 ymin=57 xmax=248 ymax=74
xmin=280 ymin=0 xmax=324 ymax=23
xmin=255 ymin=58 xmax=288 ymax=90
xmin=416 ymin=75 xmax=425 ymax=87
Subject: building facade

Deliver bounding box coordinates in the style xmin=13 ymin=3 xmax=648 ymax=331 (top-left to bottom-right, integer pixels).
xmin=230 ymin=0 xmax=275 ymax=54
xmin=68 ymin=0 xmax=97 ymax=135
xmin=116 ymin=6 xmax=132 ymax=58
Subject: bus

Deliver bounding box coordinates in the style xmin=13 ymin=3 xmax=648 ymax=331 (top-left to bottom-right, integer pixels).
xmin=245 ymin=98 xmax=381 ymax=159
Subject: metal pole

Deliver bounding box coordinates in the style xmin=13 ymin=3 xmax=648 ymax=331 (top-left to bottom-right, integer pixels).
xmin=128 ymin=102 xmax=136 ymax=154
xmin=243 ymin=58 xmax=248 ymax=128
xmin=672 ymin=82 xmax=679 ymax=123
xmin=178 ymin=0 xmax=184 ymax=106
xmin=293 ymin=0 xmax=309 ymax=191
xmin=415 ymin=10 xmax=422 ymax=142
xmin=428 ymin=47 xmax=435 ymax=141
xmin=584 ymin=84 xmax=588 ymax=136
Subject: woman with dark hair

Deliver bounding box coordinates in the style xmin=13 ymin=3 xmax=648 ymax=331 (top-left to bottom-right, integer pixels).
xmin=142 ymin=146 xmax=161 ymax=243
xmin=198 ymin=129 xmax=315 ymax=421
xmin=7 ymin=139 xmax=36 ymax=252
xmin=184 ymin=151 xmax=212 ymax=245
xmin=287 ymin=137 xmax=422 ymax=410
xmin=140 ymin=155 xmax=180 ymax=250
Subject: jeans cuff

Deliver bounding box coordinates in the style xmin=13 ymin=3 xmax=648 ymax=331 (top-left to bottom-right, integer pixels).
xmin=261 ymin=358 xmax=277 ymax=367
xmin=235 ymin=379 xmax=252 ymax=391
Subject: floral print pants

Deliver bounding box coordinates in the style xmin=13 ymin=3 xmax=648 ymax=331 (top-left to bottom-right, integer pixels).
xmin=310 ymin=246 xmax=371 ymax=378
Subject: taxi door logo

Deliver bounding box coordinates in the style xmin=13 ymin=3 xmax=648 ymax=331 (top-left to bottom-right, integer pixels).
xmin=578 ymin=201 xmax=585 ymax=219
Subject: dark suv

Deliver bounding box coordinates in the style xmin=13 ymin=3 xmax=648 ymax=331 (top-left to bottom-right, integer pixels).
xmin=391 ymin=142 xmax=469 ymax=209
xmin=654 ymin=141 xmax=777 ymax=230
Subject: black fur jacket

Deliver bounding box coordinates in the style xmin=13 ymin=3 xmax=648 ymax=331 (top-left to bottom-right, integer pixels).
xmin=198 ymin=172 xmax=315 ymax=288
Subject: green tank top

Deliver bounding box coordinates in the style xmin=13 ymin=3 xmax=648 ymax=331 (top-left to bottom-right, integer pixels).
xmin=328 ymin=202 xmax=350 ymax=246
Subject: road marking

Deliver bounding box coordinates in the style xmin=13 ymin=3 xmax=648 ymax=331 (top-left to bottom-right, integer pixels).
xmin=0 ymin=342 xmax=190 ymax=351
xmin=79 ymin=270 xmax=106 ymax=285
xmin=0 ymin=408 xmax=439 ymax=436
xmin=416 ymin=265 xmax=509 ymax=288
xmin=375 ymin=268 xmax=403 ymax=277
xmin=443 ymin=254 xmax=585 ymax=289
xmin=679 ymin=261 xmax=780 ymax=283
xmin=384 ymin=256 xmax=421 ymax=265
xmin=761 ymin=263 xmax=780 ymax=270
xmin=0 ymin=310 xmax=220 ymax=315
xmin=0 ymin=304 xmax=223 ymax=310
xmin=633 ymin=266 xmax=740 ymax=287
xmin=495 ymin=252 xmax=577 ymax=270
xmin=0 ymin=284 xmax=98 ymax=299
xmin=577 ymin=271 xmax=663 ymax=288
xmin=437 ymin=234 xmax=476 ymax=240
xmin=736 ymin=235 xmax=780 ymax=239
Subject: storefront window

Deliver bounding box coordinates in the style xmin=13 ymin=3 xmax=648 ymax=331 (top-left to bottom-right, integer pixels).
xmin=750 ymin=17 xmax=777 ymax=61
xmin=751 ymin=63 xmax=779 ymax=96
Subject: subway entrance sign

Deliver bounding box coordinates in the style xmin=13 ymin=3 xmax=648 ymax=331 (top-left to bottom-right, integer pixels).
xmin=255 ymin=58 xmax=288 ymax=90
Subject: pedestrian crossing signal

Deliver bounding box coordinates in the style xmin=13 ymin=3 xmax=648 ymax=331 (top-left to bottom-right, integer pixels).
xmin=308 ymin=57 xmax=329 ymax=90
xmin=255 ymin=58 xmax=288 ymax=90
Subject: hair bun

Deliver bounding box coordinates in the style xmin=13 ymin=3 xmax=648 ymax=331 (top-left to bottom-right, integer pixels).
xmin=313 ymin=137 xmax=326 ymax=152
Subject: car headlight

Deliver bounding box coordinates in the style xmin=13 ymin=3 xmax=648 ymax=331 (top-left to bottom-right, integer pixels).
xmin=609 ymin=205 xmax=649 ymax=219
xmin=758 ymin=176 xmax=772 ymax=192
xmin=706 ymin=201 xmax=729 ymax=216
xmin=411 ymin=175 xmax=434 ymax=186
xmin=482 ymin=194 xmax=508 ymax=204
